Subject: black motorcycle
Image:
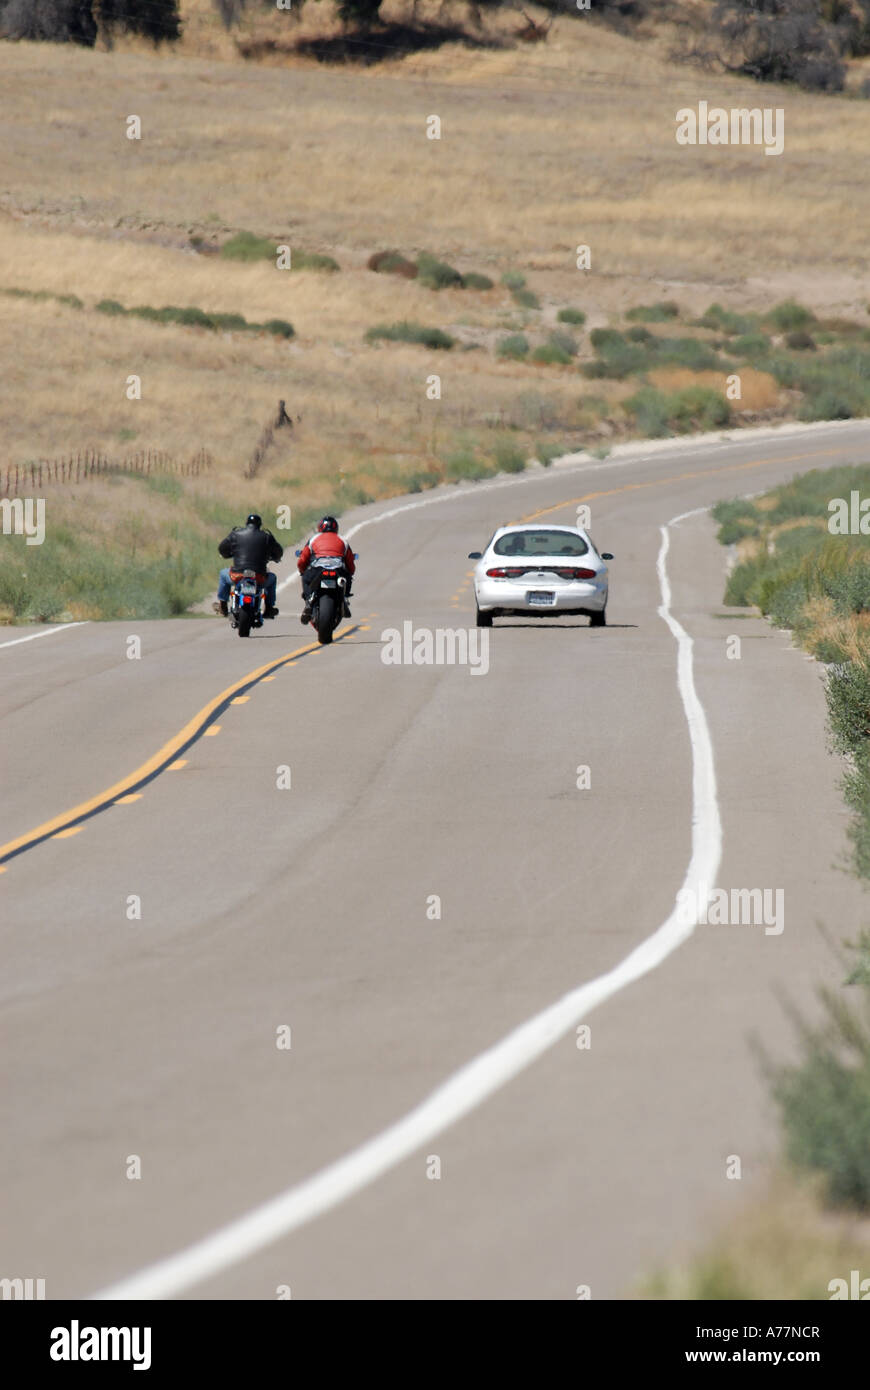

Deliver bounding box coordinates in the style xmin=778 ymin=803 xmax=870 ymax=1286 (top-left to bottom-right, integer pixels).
xmin=228 ymin=569 xmax=265 ymax=637
xmin=309 ymin=561 xmax=349 ymax=645
xmin=297 ymin=553 xmax=356 ymax=645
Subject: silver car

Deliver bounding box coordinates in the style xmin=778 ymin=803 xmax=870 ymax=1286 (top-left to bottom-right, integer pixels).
xmin=468 ymin=524 xmax=612 ymax=627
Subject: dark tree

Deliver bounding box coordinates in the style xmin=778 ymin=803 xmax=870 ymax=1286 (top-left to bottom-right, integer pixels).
xmin=1 ymin=0 xmax=181 ymax=43
xmin=712 ymin=0 xmax=846 ymax=90
xmin=98 ymin=0 xmax=181 ymax=43
xmin=1 ymin=0 xmax=98 ymax=44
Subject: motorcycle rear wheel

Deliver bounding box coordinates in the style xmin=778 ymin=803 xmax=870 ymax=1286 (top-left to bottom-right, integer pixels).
xmin=317 ymin=594 xmax=335 ymax=645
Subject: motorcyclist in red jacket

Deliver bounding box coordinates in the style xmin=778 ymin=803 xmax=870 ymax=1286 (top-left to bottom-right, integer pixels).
xmin=298 ymin=516 xmax=356 ymax=624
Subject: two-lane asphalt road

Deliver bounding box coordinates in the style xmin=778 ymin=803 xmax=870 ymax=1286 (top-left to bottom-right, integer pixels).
xmin=3 ymin=419 xmax=869 ymax=1299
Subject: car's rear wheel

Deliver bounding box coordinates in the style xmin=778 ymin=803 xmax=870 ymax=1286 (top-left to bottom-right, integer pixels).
xmin=589 ymin=605 xmax=606 ymax=628
xmin=476 ymin=606 xmax=493 ymax=628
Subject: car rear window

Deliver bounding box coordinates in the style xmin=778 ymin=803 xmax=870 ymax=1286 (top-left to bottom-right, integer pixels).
xmin=493 ymin=529 xmax=589 ymax=557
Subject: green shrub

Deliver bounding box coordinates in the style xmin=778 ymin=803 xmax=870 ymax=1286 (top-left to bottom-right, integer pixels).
xmin=810 ymin=632 xmax=853 ymax=664
xmin=827 ymin=661 xmax=870 ymax=754
xmin=512 ymin=287 xmax=540 ymax=309
xmin=623 ymin=387 xmax=671 ymax=437
xmin=95 ymin=299 xmax=127 ymax=316
xmin=365 ymin=321 xmax=455 ymax=349
xmin=668 ymin=384 xmax=731 ymax=430
xmin=584 ymin=330 xmax=649 ymax=379
xmin=654 ymin=337 xmax=723 ymax=371
xmin=496 ymin=333 xmax=530 ymax=360
xmin=56 ymin=294 xmax=83 ymax=309
xmin=406 ymin=468 xmax=442 ymax=493
xmin=557 ymin=307 xmax=586 ymax=325
xmin=712 ymin=498 xmax=761 ymax=545
xmin=293 ymin=250 xmax=340 ymax=273
xmin=262 ymin=318 xmax=295 ymax=338
xmin=767 ymin=300 xmax=817 ymax=332
xmin=416 ymin=252 xmax=463 ymax=289
xmin=770 ymin=977 xmax=870 ymax=1210
xmin=787 ymin=330 xmax=817 ymax=351
xmin=535 ymin=440 xmax=564 ymax=466
xmin=445 ymin=450 xmax=490 ymax=480
xmin=531 ymin=343 xmax=573 ymax=365
xmin=367 ymin=250 xmax=418 ymax=278
xmin=463 ymin=272 xmax=494 ymax=291
xmin=694 ymin=302 xmax=756 ymax=335
xmin=548 ymin=328 xmax=578 ymax=357
xmin=162 ymin=306 xmax=215 ymax=328
xmin=732 ymin=332 xmax=771 ymax=357
xmin=220 ymin=230 xmax=277 ymax=262
xmin=625 ymin=384 xmax=729 ymax=437
xmin=800 ymin=389 xmax=859 ymax=421
xmin=625 ymin=300 xmax=680 ymax=322
xmin=209 ymin=312 xmax=250 ymax=332
xmin=493 ymin=438 xmax=527 ymax=473
xmin=500 ymin=270 xmax=526 ymax=290
xmin=626 ymin=325 xmax=653 ymax=343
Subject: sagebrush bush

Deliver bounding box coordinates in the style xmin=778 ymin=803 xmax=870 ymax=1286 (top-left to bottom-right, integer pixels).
xmin=496 ymin=333 xmax=530 ymax=360
xmin=493 ymin=438 xmax=527 ymax=473
xmin=219 ymin=230 xmax=277 ymax=261
xmin=365 ymin=321 xmax=454 ymax=349
xmin=711 ymin=497 xmax=761 ymax=545
xmin=531 ymin=343 xmax=572 ymax=365
xmin=416 ymin=252 xmax=463 ymax=289
xmin=263 ymin=319 xmax=295 ymax=338
xmin=771 ymin=979 xmax=870 ymax=1209
xmin=512 ymin=287 xmax=540 ymax=309
xmin=463 ymin=272 xmax=494 ymax=291
xmin=625 ymin=301 xmax=680 ymax=322
xmin=694 ymin=302 xmax=756 ymax=335
xmin=367 ymin=250 xmax=418 ymax=278
xmin=732 ymin=332 xmax=771 ymax=358
xmin=767 ymin=300 xmax=817 ymax=333
xmin=557 ymin=307 xmax=586 ymax=325
xmin=547 ymin=328 xmax=578 ymax=357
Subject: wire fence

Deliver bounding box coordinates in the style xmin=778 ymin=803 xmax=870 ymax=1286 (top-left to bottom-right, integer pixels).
xmin=0 ymin=447 xmax=213 ymax=497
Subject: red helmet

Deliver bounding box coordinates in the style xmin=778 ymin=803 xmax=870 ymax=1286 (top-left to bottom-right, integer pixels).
xmin=318 ymin=516 xmax=339 ymax=533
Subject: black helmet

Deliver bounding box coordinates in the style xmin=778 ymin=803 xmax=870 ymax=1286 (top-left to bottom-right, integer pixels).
xmin=246 ymin=513 xmax=262 ymax=528
xmin=318 ymin=515 xmax=339 ymax=533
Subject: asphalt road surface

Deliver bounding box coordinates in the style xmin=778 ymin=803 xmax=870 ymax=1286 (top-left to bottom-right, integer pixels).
xmin=3 ymin=419 xmax=869 ymax=1300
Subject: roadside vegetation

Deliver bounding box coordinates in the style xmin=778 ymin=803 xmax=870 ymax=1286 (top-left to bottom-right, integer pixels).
xmin=643 ymin=927 xmax=870 ymax=1299
xmin=642 ymin=463 xmax=870 ymax=1299
xmin=714 ymin=464 xmax=870 ymax=875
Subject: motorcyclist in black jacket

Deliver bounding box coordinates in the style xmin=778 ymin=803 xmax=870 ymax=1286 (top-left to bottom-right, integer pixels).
xmin=214 ymin=513 xmax=283 ymax=618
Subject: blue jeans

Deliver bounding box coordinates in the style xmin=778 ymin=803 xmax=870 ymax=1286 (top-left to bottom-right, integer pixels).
xmin=218 ymin=568 xmax=277 ymax=607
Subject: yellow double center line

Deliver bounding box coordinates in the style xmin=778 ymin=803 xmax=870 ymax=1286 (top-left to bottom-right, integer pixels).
xmin=0 ymin=626 xmax=359 ymax=870
xmin=0 ymin=444 xmax=845 ymax=869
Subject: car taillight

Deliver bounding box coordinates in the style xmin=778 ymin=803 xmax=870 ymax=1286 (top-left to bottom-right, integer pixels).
xmin=486 ymin=567 xmax=525 ymax=578
xmin=557 ymin=567 xmax=597 ymax=580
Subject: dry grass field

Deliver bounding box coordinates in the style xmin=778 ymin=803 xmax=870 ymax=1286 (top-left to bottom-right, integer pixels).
xmin=0 ymin=1 xmax=868 ymax=617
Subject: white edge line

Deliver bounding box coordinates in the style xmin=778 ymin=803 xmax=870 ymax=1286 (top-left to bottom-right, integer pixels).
xmin=0 ymin=621 xmax=88 ymax=650
xmin=94 ymin=503 xmax=722 ymax=1300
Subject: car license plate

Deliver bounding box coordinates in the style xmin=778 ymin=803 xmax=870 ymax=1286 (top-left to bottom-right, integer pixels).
xmin=527 ymin=590 xmax=555 ymax=605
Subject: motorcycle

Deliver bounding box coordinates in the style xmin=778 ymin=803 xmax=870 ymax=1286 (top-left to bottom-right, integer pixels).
xmin=228 ymin=568 xmax=265 ymax=637
xmin=296 ymin=552 xmax=356 ymax=646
